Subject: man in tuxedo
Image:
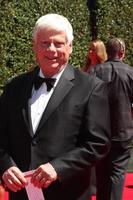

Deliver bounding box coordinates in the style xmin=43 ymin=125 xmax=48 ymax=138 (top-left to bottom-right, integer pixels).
xmin=0 ymin=14 xmax=110 ymax=200
xmin=93 ymin=38 xmax=133 ymax=200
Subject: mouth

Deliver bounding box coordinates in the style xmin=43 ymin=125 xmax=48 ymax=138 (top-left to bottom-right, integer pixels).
xmin=45 ymin=56 xmax=58 ymax=61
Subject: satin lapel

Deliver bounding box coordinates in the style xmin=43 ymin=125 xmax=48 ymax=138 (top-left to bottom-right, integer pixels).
xmin=22 ymin=103 xmax=34 ymax=137
xmin=37 ymin=65 xmax=75 ymax=132
xmin=21 ymin=67 xmax=39 ymax=137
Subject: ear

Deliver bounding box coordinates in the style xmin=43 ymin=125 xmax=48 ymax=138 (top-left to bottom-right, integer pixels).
xmin=118 ymin=50 xmax=125 ymax=60
xmin=68 ymin=42 xmax=73 ymax=54
xmin=32 ymin=39 xmax=36 ymax=53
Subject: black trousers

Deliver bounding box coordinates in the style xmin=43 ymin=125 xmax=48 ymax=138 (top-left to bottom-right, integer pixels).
xmin=95 ymin=144 xmax=132 ymax=200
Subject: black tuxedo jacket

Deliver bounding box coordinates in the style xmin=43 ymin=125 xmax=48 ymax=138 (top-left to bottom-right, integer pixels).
xmin=0 ymin=65 xmax=110 ymax=200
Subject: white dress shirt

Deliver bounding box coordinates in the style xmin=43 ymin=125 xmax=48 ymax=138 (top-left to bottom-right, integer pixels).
xmin=30 ymin=68 xmax=65 ymax=133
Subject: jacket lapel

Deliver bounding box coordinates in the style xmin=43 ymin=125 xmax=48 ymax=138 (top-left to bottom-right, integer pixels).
xmin=21 ymin=67 xmax=39 ymax=137
xmin=22 ymin=104 xmax=33 ymax=137
xmin=36 ymin=64 xmax=75 ymax=133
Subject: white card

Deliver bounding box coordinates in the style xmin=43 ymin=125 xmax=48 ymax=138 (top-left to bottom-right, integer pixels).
xmin=23 ymin=170 xmax=45 ymax=200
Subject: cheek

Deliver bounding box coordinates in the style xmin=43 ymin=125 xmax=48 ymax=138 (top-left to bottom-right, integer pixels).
xmin=60 ymin=52 xmax=69 ymax=62
xmin=36 ymin=49 xmax=45 ymax=59
xmin=60 ymin=48 xmax=71 ymax=60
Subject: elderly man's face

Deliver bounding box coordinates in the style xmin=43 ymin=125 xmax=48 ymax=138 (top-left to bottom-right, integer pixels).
xmin=33 ymin=28 xmax=72 ymax=77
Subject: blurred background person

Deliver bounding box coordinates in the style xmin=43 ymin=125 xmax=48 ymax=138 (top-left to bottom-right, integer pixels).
xmin=93 ymin=38 xmax=133 ymax=200
xmin=81 ymin=39 xmax=107 ymax=73
xmin=81 ymin=39 xmax=107 ymax=200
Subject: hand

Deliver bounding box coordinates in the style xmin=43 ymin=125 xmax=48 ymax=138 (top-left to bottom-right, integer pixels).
xmin=31 ymin=163 xmax=57 ymax=188
xmin=2 ymin=166 xmax=27 ymax=192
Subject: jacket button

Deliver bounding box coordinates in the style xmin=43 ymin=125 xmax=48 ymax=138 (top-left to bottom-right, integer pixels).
xmin=32 ymin=140 xmax=37 ymax=146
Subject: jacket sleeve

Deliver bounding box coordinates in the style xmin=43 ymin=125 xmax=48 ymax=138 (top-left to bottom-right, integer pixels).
xmin=0 ymin=86 xmax=17 ymax=177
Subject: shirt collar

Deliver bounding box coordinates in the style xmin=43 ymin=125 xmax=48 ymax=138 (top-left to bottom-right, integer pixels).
xmin=39 ymin=65 xmax=66 ymax=83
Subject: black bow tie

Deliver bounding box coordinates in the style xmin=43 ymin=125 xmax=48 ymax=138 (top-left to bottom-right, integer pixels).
xmin=34 ymin=76 xmax=56 ymax=91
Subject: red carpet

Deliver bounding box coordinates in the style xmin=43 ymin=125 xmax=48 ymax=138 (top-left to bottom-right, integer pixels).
xmin=2 ymin=173 xmax=133 ymax=200
xmin=92 ymin=172 xmax=133 ymax=200
xmin=123 ymin=173 xmax=133 ymax=200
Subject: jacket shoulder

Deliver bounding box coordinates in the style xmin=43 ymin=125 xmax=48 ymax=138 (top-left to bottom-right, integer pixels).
xmin=74 ymin=67 xmax=104 ymax=89
xmin=5 ymin=67 xmax=38 ymax=88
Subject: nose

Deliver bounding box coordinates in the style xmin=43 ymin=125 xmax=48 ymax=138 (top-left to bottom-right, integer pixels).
xmin=47 ymin=43 xmax=56 ymax=51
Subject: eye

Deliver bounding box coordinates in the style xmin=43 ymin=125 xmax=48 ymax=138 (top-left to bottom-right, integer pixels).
xmin=39 ymin=41 xmax=65 ymax=49
xmin=54 ymin=42 xmax=65 ymax=48
xmin=40 ymin=42 xmax=49 ymax=48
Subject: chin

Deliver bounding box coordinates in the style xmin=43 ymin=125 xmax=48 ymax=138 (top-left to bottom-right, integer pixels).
xmin=49 ymin=63 xmax=61 ymax=69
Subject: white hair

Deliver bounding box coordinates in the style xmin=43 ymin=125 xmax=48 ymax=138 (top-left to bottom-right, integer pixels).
xmin=33 ymin=13 xmax=74 ymax=43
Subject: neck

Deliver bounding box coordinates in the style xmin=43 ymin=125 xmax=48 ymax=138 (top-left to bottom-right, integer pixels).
xmin=90 ymin=59 xmax=98 ymax=66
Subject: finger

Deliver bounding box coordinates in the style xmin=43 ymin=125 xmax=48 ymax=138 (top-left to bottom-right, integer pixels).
xmin=40 ymin=177 xmax=46 ymax=184
xmin=9 ymin=173 xmax=25 ymax=188
xmin=2 ymin=169 xmax=27 ymax=191
xmin=43 ymin=179 xmax=51 ymax=188
xmin=13 ymin=168 xmax=27 ymax=186
xmin=31 ymin=173 xmax=44 ymax=187
xmin=5 ymin=178 xmax=21 ymax=192
xmin=37 ymin=177 xmax=46 ymax=188
xmin=31 ymin=171 xmax=43 ymax=183
xmin=4 ymin=171 xmax=26 ymax=188
xmin=31 ymin=172 xmax=40 ymax=181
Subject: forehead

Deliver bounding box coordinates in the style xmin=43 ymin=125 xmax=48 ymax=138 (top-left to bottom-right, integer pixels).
xmin=36 ymin=27 xmax=67 ymax=41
